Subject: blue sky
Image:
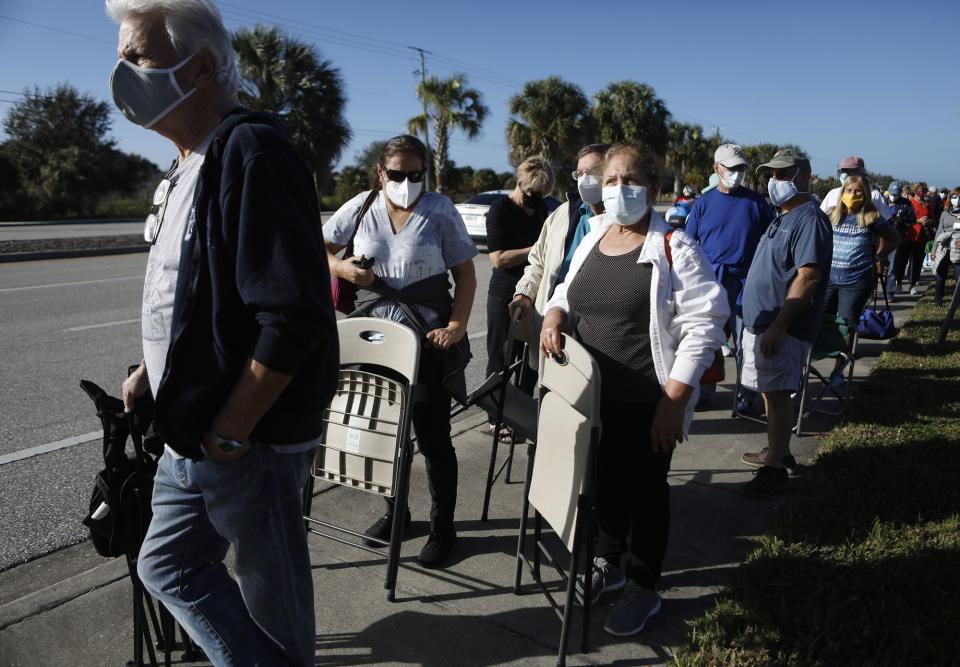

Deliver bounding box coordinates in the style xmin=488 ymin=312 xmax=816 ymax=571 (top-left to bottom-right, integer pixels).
xmin=1 ymin=0 xmax=959 ymax=190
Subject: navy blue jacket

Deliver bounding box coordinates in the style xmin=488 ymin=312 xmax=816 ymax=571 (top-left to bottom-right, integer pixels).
xmin=154 ymin=109 xmax=339 ymax=459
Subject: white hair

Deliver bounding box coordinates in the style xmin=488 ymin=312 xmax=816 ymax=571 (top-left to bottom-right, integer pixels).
xmin=106 ymin=0 xmax=239 ymax=98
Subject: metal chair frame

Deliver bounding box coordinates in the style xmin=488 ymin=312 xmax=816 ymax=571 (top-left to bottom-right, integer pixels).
xmin=514 ymin=335 xmax=602 ymax=667
xmin=303 ymin=318 xmax=420 ymax=602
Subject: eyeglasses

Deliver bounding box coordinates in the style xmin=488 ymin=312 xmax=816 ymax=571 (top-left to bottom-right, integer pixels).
xmin=570 ymin=169 xmax=601 ymax=181
xmin=144 ymin=162 xmax=179 ymax=245
xmin=766 ymin=213 xmax=784 ymax=239
xmin=384 ymin=168 xmax=424 ymax=183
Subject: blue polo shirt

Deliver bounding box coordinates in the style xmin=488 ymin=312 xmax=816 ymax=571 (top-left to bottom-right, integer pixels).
xmin=742 ymin=200 xmax=833 ymax=343
xmin=557 ymin=201 xmax=594 ymax=283
xmin=684 ymin=186 xmax=774 ymax=275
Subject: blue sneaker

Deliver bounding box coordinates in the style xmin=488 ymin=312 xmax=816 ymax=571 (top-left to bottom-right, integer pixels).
xmin=827 ymin=368 xmax=845 ymax=389
xmin=736 ymin=396 xmax=755 ymax=415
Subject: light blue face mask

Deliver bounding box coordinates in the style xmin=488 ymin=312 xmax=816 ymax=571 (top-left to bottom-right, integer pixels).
xmin=110 ymin=52 xmax=198 ymax=129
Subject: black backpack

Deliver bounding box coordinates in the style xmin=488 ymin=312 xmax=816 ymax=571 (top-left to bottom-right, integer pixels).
xmin=80 ymin=379 xmax=162 ymax=558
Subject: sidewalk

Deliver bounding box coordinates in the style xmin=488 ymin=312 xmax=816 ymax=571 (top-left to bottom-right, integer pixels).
xmin=0 ymin=289 xmax=925 ymax=667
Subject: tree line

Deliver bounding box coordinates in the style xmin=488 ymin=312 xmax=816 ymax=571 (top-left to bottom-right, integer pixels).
xmin=0 ymin=23 xmax=915 ymax=220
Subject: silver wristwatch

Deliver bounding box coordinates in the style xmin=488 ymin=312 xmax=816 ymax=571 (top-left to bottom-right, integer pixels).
xmin=211 ymin=433 xmax=246 ymax=454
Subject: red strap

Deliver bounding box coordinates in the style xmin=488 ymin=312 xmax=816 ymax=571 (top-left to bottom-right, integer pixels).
xmin=664 ymin=230 xmax=673 ymax=267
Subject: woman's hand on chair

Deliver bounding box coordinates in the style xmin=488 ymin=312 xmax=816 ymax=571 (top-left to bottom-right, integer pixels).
xmin=426 ymin=323 xmax=465 ymax=350
xmin=539 ymin=308 xmax=567 ymax=357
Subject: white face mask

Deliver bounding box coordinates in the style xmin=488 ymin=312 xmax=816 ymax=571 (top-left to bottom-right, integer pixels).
xmin=951 ymin=196 xmax=959 ymax=209
xmin=720 ymin=168 xmax=745 ymax=189
xmin=384 ymin=178 xmax=422 ymax=209
xmin=110 ymin=52 xmax=199 ymax=129
xmin=602 ymin=185 xmax=649 ymax=226
xmin=838 ymin=172 xmax=850 ymax=184
xmin=577 ymin=173 xmax=602 ymax=205
xmin=768 ymin=170 xmax=801 ymax=207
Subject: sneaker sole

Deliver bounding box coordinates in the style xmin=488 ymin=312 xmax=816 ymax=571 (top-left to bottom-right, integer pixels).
xmin=740 ymin=455 xmax=798 ymax=472
xmin=603 ymin=596 xmax=662 ymax=637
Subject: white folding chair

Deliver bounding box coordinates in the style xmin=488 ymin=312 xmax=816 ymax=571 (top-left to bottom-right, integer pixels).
xmin=514 ymin=334 xmax=602 ymax=667
xmin=303 ymin=317 xmax=420 ymax=601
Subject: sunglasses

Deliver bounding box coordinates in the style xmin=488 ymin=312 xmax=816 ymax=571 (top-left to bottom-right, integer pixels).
xmin=383 ymin=168 xmax=424 ymax=183
xmin=144 ymin=163 xmax=179 ymax=245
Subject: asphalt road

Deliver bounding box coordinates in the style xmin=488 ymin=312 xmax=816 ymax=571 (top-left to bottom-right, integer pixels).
xmin=0 ymin=251 xmax=495 ymax=569
xmin=0 ymin=213 xmax=335 ymax=241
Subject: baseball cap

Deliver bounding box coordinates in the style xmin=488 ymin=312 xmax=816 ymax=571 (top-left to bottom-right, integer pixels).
xmin=756 ymin=148 xmax=811 ymax=174
xmin=665 ymin=206 xmax=687 ymax=224
xmin=682 ymin=185 xmax=696 ymax=197
xmin=838 ymin=156 xmax=865 ymax=171
xmin=701 ymin=173 xmax=720 ymax=194
xmin=714 ymin=143 xmax=747 ymax=169
xmin=888 ymin=180 xmax=902 ymax=195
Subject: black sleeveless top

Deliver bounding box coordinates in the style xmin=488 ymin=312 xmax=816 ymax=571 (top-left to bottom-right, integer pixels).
xmin=567 ymin=242 xmax=662 ymax=403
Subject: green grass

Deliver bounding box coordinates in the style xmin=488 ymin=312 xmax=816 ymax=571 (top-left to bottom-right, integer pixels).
xmin=674 ymin=285 xmax=960 ymax=666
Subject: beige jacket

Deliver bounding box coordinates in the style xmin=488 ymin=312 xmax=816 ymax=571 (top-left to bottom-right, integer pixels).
xmin=513 ymin=199 xmax=610 ymax=365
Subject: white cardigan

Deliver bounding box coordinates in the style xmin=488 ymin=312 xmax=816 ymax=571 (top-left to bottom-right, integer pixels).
xmin=544 ymin=210 xmax=729 ymax=435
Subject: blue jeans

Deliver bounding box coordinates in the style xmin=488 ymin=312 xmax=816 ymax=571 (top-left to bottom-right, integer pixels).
xmin=137 ymin=447 xmax=316 ymax=667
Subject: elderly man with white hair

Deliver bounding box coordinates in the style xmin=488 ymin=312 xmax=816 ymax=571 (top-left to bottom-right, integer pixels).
xmin=107 ymin=0 xmax=339 ymax=664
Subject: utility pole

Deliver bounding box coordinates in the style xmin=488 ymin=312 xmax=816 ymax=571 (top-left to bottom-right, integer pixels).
xmin=409 ymin=46 xmax=433 ymax=191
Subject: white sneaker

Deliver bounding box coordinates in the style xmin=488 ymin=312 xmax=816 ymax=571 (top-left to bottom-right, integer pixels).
xmin=721 ymin=343 xmax=734 ymax=357
xmin=910 ymin=285 xmax=922 ymax=295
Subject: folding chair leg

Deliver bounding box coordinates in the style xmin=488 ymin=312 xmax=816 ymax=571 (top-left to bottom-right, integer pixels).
xmin=514 ymin=442 xmax=536 ymax=594
xmin=302 ymin=468 xmax=316 ymax=529
xmin=504 ymin=443 xmax=516 ymax=484
xmin=533 ymin=512 xmax=543 ymax=581
xmin=481 ymin=419 xmax=503 ymax=522
xmin=385 ymin=436 xmax=415 ymax=602
xmin=793 ymin=348 xmax=814 ymax=435
xmin=580 ymin=512 xmax=594 ymax=655
xmin=557 ymin=507 xmax=584 ymax=667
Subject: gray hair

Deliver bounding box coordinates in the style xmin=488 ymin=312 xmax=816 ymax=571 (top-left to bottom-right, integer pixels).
xmin=106 ymin=0 xmax=239 ymax=98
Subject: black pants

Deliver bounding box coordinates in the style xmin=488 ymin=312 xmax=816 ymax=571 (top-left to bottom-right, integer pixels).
xmin=893 ymin=240 xmax=925 ymax=288
xmin=935 ymin=261 xmax=960 ymax=305
xmin=385 ymin=347 xmax=457 ymax=533
xmin=595 ymin=400 xmax=672 ymax=588
xmin=485 ymin=292 xmax=536 ymax=398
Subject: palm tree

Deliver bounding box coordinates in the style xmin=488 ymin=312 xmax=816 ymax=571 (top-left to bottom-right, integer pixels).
xmin=232 ymin=25 xmax=350 ymax=192
xmin=408 ymin=74 xmax=488 ymax=193
xmin=665 ymin=122 xmax=714 ymax=195
xmin=505 ymin=76 xmax=593 ymax=185
xmin=592 ymin=81 xmax=671 ymax=156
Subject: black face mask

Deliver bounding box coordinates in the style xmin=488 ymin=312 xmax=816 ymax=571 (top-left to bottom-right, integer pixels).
xmin=522 ymin=192 xmax=542 ymax=209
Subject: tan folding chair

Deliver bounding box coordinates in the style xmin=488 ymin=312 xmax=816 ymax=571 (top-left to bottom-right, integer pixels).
xmin=302 ymin=317 xmax=420 ymax=602
xmin=514 ymin=334 xmax=602 ymax=667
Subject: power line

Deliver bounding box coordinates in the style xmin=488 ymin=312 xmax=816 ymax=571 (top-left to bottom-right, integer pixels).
xmin=0 ymin=15 xmax=115 ymax=45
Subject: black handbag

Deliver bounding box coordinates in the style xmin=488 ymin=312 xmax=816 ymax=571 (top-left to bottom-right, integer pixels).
xmin=80 ymin=379 xmax=161 ymax=558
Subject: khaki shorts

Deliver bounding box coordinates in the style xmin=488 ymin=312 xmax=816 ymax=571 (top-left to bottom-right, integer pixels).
xmin=740 ymin=328 xmax=811 ymax=394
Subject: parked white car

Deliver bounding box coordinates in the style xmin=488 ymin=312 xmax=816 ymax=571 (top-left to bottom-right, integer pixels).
xmin=455 ymin=190 xmax=561 ymax=242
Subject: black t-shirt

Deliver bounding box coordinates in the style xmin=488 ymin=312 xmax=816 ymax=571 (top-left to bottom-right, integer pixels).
xmin=485 ymin=196 xmax=546 ymax=297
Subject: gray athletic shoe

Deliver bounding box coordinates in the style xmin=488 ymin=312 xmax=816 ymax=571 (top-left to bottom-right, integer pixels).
xmin=603 ymin=581 xmax=662 ymax=636
xmin=574 ymin=556 xmax=625 ymax=606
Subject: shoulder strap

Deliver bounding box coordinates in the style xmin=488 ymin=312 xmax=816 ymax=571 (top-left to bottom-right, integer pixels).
xmin=664 ymin=230 xmax=673 ymax=267
xmin=344 ymin=189 xmax=380 ymax=255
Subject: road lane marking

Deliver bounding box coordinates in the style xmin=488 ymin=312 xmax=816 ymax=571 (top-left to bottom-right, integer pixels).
xmin=64 ymin=318 xmax=139 ymax=332
xmin=0 ymin=275 xmax=141 ymax=293
xmin=0 ymin=431 xmax=101 ymax=467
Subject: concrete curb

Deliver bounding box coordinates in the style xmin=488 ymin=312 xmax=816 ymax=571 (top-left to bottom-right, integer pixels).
xmin=0 ymin=558 xmax=127 ymax=631
xmin=0 ymin=246 xmax=149 ymax=264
